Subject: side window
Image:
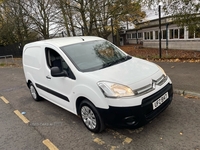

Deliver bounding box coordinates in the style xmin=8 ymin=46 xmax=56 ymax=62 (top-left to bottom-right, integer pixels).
xmin=45 ymin=48 xmax=76 ymax=80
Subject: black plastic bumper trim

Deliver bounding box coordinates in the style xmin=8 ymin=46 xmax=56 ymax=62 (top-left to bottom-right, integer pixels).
xmin=35 ymin=83 xmax=69 ymax=102
xmin=97 ymin=83 xmax=173 ymax=128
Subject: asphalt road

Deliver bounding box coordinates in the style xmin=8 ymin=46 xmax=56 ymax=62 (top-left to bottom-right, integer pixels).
xmin=156 ymin=62 xmax=200 ymax=95
xmin=0 ymin=67 xmax=200 ymax=150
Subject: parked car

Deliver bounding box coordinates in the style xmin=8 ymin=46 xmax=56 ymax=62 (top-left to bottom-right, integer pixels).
xmin=23 ymin=36 xmax=173 ymax=133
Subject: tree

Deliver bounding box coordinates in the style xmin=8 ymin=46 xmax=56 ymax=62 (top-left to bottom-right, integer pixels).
xmin=109 ymin=0 xmax=146 ymax=45
xmin=0 ymin=0 xmax=146 ymax=45
xmin=56 ymin=0 xmax=77 ymax=36
xmin=20 ymin=0 xmax=63 ymax=39
xmin=142 ymin=0 xmax=200 ymax=32
xmin=0 ymin=2 xmax=15 ymax=45
xmin=0 ymin=0 xmax=38 ymax=45
xmin=56 ymin=0 xmax=145 ymax=40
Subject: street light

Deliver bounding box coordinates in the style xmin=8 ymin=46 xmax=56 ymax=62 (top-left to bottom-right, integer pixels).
xmin=159 ymin=5 xmax=162 ymax=59
xmin=111 ymin=18 xmax=114 ymax=44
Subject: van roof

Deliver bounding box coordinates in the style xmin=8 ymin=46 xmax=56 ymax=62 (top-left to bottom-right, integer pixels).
xmin=25 ymin=36 xmax=104 ymax=48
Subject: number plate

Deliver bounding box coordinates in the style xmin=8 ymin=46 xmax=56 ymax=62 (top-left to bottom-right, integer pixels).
xmin=152 ymin=92 xmax=169 ymax=110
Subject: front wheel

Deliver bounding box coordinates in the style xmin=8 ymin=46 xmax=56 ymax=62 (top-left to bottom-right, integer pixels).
xmin=29 ymin=83 xmax=41 ymax=101
xmin=79 ymin=100 xmax=105 ymax=133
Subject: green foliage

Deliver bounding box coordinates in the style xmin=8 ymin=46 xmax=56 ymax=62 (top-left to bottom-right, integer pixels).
xmin=0 ymin=63 xmax=5 ymax=66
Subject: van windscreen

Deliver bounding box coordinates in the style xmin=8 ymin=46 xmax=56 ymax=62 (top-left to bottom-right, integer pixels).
xmin=60 ymin=40 xmax=131 ymax=72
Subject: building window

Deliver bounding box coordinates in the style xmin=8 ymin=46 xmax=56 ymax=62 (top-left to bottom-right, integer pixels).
xmin=150 ymin=31 xmax=153 ymax=39
xmin=169 ymin=29 xmax=173 ymax=39
xmin=144 ymin=32 xmax=149 ymax=40
xmin=189 ymin=30 xmax=194 ymax=38
xmin=138 ymin=32 xmax=142 ymax=38
xmin=169 ymin=28 xmax=183 ymax=39
xmin=195 ymin=28 xmax=200 ymax=38
xmin=147 ymin=32 xmax=149 ymax=39
xmin=162 ymin=30 xmax=167 ymax=39
xmin=144 ymin=31 xmax=154 ymax=40
xmin=174 ymin=29 xmax=178 ymax=38
xmin=155 ymin=31 xmax=158 ymax=39
xmin=145 ymin=32 xmax=147 ymax=39
xmin=132 ymin=33 xmax=137 ymax=39
xmin=188 ymin=27 xmax=200 ymax=39
xmin=127 ymin=33 xmax=131 ymax=39
xmin=180 ymin=28 xmax=184 ymax=39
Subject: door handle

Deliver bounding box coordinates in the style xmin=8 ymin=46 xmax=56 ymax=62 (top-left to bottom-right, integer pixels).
xmin=46 ymin=75 xmax=51 ymax=79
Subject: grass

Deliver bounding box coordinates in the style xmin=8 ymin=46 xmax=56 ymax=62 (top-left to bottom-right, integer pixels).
xmin=0 ymin=63 xmax=6 ymax=66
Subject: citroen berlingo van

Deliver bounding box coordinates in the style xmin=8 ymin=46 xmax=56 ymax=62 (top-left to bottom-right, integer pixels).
xmin=23 ymin=36 xmax=173 ymax=133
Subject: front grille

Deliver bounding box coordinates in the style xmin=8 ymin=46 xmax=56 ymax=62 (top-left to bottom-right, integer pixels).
xmin=133 ymin=75 xmax=168 ymax=96
xmin=141 ymin=83 xmax=173 ymax=121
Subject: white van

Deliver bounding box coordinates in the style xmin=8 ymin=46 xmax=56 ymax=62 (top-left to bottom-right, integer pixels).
xmin=23 ymin=36 xmax=173 ymax=133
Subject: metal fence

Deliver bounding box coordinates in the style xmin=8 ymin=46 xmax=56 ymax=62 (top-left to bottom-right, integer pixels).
xmin=0 ymin=55 xmax=14 ymax=65
xmin=0 ymin=43 xmax=23 ymax=58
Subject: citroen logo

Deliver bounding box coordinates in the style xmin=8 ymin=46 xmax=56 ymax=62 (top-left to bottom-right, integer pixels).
xmin=152 ymin=80 xmax=156 ymax=89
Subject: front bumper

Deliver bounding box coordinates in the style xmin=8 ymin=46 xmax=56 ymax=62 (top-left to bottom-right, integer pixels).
xmin=98 ymin=83 xmax=173 ymax=128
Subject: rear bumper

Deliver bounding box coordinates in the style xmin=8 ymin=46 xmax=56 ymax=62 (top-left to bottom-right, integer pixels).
xmin=98 ymin=83 xmax=173 ymax=128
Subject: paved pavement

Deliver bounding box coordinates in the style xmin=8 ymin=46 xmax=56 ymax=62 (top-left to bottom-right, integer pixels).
xmin=11 ymin=58 xmax=200 ymax=98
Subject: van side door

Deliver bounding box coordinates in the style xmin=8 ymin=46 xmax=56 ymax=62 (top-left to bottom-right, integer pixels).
xmin=40 ymin=47 xmax=76 ymax=112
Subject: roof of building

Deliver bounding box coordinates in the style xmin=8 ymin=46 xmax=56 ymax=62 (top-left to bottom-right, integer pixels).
xmin=125 ymin=16 xmax=173 ymax=32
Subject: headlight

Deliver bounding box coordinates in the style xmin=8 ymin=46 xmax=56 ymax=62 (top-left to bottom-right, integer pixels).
xmin=97 ymin=81 xmax=135 ymax=98
xmin=157 ymin=65 xmax=166 ymax=76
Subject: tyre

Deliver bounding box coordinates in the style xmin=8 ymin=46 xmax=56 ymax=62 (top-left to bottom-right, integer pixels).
xmin=79 ymin=100 xmax=105 ymax=133
xmin=29 ymin=83 xmax=41 ymax=101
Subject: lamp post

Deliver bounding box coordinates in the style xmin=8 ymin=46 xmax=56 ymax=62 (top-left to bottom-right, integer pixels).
xmin=159 ymin=5 xmax=162 ymax=59
xmin=111 ymin=18 xmax=114 ymax=44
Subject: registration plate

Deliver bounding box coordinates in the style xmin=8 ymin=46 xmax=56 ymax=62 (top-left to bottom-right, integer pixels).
xmin=152 ymin=92 xmax=169 ymax=110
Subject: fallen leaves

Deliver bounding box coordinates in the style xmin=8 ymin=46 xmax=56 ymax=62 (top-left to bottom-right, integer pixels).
xmin=120 ymin=45 xmax=200 ymax=62
xmin=184 ymin=95 xmax=200 ymax=100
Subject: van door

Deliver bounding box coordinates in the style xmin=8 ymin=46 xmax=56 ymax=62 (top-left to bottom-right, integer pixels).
xmin=39 ymin=47 xmax=76 ymax=112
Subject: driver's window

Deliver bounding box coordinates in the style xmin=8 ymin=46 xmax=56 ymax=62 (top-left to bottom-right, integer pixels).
xmin=45 ymin=48 xmax=76 ymax=80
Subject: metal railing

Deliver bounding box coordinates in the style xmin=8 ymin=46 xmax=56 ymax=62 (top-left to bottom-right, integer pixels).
xmin=0 ymin=55 xmax=14 ymax=64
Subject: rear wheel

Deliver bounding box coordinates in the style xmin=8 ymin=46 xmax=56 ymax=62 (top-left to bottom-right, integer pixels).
xmin=29 ymin=83 xmax=41 ymax=101
xmin=79 ymin=100 xmax=105 ymax=133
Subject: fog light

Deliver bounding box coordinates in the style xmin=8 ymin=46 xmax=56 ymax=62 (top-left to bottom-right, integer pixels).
xmin=124 ymin=116 xmax=136 ymax=125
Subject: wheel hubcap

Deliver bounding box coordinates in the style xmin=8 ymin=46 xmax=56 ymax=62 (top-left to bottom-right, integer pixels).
xmin=30 ymin=85 xmax=37 ymax=99
xmin=81 ymin=106 xmax=96 ymax=129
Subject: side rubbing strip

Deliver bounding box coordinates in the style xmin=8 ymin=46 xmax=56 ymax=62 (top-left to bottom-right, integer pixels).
xmin=35 ymin=83 xmax=69 ymax=102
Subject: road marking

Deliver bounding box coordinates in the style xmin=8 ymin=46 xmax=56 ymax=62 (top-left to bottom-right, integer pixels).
xmin=108 ymin=129 xmax=133 ymax=144
xmin=0 ymin=96 xmax=9 ymax=104
xmin=110 ymin=146 xmax=118 ymax=150
xmin=43 ymin=139 xmax=59 ymax=150
xmin=14 ymin=110 xmax=30 ymax=124
xmin=93 ymin=138 xmax=105 ymax=145
xmin=123 ymin=137 xmax=132 ymax=144
xmin=93 ymin=130 xmax=133 ymax=149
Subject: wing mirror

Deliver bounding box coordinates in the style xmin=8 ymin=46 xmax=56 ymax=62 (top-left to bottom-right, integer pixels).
xmin=51 ymin=67 xmax=68 ymax=77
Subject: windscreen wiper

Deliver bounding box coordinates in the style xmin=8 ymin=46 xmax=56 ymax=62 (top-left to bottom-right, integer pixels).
xmin=102 ymin=55 xmax=132 ymax=68
xmin=116 ymin=55 xmax=132 ymax=63
xmin=102 ymin=61 xmax=116 ymax=68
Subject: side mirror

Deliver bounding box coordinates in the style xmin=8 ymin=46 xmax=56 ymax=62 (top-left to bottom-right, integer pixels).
xmin=51 ymin=67 xmax=68 ymax=77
